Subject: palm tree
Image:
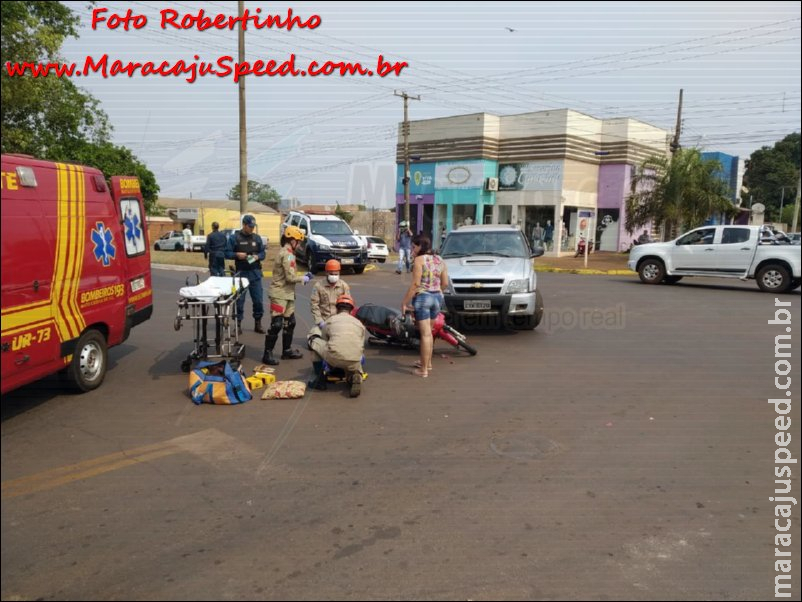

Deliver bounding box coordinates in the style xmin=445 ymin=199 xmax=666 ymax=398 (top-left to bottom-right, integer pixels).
xmin=625 ymin=148 xmax=736 ymax=240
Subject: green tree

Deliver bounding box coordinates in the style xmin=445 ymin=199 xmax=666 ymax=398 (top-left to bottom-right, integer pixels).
xmin=626 ymin=148 xmax=735 ymax=240
xmin=1 ymin=2 xmax=160 ymax=211
xmin=227 ymin=180 xmax=282 ymax=210
xmin=742 ymin=133 xmax=800 ymax=221
xmin=1 ymin=1 xmax=109 ymax=156
xmin=73 ymin=142 xmax=161 ymax=212
xmin=334 ymin=202 xmax=353 ymax=224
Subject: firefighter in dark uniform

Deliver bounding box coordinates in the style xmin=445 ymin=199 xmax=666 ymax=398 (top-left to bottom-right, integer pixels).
xmin=203 ymin=221 xmax=228 ymax=276
xmin=261 ymin=225 xmax=312 ymax=365
xmin=225 ymin=215 xmax=266 ymax=334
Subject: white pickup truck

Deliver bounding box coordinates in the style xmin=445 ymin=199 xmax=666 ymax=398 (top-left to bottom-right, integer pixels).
xmin=153 ymin=230 xmax=207 ymax=252
xmin=628 ymin=225 xmax=801 ymax=293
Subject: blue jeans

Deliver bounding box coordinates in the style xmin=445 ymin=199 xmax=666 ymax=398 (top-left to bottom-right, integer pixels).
xmin=413 ymin=292 xmax=442 ymax=321
xmin=236 ymin=269 xmax=264 ymax=321
xmin=398 ymin=247 xmax=412 ymax=272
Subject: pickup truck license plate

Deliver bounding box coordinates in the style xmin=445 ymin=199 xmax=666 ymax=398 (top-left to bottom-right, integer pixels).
xmin=341 ymin=258 xmax=354 ymax=265
xmin=464 ymin=300 xmax=491 ymax=310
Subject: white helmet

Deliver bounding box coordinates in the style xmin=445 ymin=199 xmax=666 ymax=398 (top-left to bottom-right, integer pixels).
xmin=399 ymin=221 xmax=407 ymax=227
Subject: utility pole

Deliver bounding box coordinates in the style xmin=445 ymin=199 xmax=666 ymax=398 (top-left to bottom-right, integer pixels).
xmin=670 ymin=88 xmax=683 ymax=155
xmin=395 ymin=90 xmax=420 ymax=228
xmin=779 ymin=186 xmax=787 ymax=225
xmin=238 ymin=1 xmax=248 ymax=216
xmin=792 ymin=173 xmax=801 ymax=233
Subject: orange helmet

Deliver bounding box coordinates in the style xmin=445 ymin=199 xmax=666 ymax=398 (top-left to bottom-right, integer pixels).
xmin=284 ymin=225 xmax=304 ymax=241
xmin=335 ymin=294 xmax=355 ymax=310
xmin=325 ymin=259 xmax=341 ymax=272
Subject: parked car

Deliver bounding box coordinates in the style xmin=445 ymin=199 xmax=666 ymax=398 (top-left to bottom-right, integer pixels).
xmin=281 ymin=210 xmax=368 ymax=274
xmin=154 ymin=230 xmax=206 ymax=252
xmin=440 ymin=225 xmax=545 ymax=330
xmin=628 ymin=225 xmax=801 ymax=293
xmin=356 ymin=235 xmax=389 ymax=263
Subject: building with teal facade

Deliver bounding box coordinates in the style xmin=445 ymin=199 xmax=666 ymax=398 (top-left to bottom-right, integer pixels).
xmin=396 ymin=110 xmax=671 ymax=255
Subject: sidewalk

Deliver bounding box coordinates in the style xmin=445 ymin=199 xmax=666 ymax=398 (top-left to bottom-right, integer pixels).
xmin=535 ymin=251 xmax=634 ymax=275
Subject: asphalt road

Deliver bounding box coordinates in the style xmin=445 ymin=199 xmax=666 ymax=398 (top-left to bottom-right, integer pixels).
xmin=2 ymin=265 xmax=800 ymax=601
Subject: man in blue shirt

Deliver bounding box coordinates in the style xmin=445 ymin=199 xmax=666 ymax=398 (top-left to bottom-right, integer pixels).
xmin=203 ymin=222 xmax=228 ymax=276
xmin=225 ymin=215 xmax=266 ymax=334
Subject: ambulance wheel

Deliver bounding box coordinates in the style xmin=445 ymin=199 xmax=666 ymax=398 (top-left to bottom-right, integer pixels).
xmin=67 ymin=330 xmax=108 ymax=392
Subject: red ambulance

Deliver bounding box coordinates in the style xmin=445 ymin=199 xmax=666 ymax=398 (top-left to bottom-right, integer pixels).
xmin=1 ymin=154 xmax=154 ymax=394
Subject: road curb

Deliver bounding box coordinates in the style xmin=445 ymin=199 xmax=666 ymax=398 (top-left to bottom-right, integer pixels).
xmin=152 ymin=263 xmax=205 ymax=272
xmin=535 ymin=266 xmax=635 ymax=276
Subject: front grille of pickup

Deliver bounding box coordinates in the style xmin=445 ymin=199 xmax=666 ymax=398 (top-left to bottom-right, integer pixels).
xmin=452 ymin=278 xmax=504 ymax=295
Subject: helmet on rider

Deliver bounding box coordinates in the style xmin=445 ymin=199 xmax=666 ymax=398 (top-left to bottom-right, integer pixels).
xmin=325 ymin=259 xmax=341 ymax=272
xmin=335 ymin=294 xmax=355 ymax=312
xmin=283 ymin=225 xmax=304 ymax=242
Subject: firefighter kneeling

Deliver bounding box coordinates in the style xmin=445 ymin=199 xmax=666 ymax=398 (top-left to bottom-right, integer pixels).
xmin=307 ymin=294 xmax=366 ymax=397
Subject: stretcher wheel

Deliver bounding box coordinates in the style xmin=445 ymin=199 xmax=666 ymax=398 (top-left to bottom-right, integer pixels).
xmin=174 ymin=317 xmax=182 ymax=331
xmin=180 ymin=359 xmax=192 ymax=373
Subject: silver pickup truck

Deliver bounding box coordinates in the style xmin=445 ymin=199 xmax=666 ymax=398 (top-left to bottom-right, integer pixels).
xmin=628 ymin=225 xmax=801 ymax=293
xmin=441 ymin=225 xmax=545 ymax=329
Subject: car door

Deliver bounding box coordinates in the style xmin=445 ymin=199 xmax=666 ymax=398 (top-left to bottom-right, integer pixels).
xmin=717 ymin=227 xmax=754 ymax=273
xmin=296 ymin=215 xmax=310 ymax=258
xmin=672 ymin=227 xmax=718 ymax=272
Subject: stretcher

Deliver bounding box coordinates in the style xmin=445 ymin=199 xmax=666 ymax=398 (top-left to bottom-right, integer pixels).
xmin=175 ymin=274 xmax=249 ymax=372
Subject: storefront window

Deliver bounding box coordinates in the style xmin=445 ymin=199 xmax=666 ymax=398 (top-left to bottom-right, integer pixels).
xmin=452 ymin=205 xmax=476 ymax=228
xmin=496 ymin=205 xmax=512 ymax=224
xmin=524 ymin=206 xmax=555 ymax=251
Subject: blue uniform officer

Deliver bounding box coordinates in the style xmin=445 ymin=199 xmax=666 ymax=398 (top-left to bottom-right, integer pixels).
xmin=225 ymin=215 xmax=266 ymax=334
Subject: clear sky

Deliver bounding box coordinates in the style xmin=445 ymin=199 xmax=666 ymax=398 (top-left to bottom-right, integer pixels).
xmin=60 ymin=1 xmax=801 ymax=206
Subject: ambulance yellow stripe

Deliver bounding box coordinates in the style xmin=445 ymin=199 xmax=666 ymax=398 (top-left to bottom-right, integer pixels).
xmin=63 ymin=164 xmax=86 ymax=335
xmin=1 ymin=300 xmax=50 ymax=317
xmin=75 ymin=166 xmax=87 ymax=331
xmin=56 ymin=165 xmax=75 ymax=338
xmin=0 ymin=309 xmax=53 ymax=334
xmin=61 ymin=164 xmax=82 ymax=337
xmin=52 ymin=164 xmax=72 ymax=341
xmin=72 ymin=165 xmax=87 ymax=333
xmin=51 ymin=164 xmax=76 ymax=342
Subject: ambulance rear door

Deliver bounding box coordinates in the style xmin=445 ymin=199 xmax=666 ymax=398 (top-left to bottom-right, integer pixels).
xmin=110 ymin=176 xmax=153 ymax=336
xmin=1 ymin=157 xmax=60 ymax=389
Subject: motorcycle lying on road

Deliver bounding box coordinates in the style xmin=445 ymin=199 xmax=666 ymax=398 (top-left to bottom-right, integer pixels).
xmin=574 ymin=236 xmax=594 ymax=258
xmin=354 ymin=303 xmax=478 ymax=356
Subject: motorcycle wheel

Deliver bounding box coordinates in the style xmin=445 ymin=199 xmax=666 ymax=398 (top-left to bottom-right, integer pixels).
xmin=443 ymin=325 xmax=478 ymax=356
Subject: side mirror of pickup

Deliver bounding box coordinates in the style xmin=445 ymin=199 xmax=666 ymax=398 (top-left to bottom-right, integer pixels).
xmin=531 ymin=247 xmax=545 ymax=258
